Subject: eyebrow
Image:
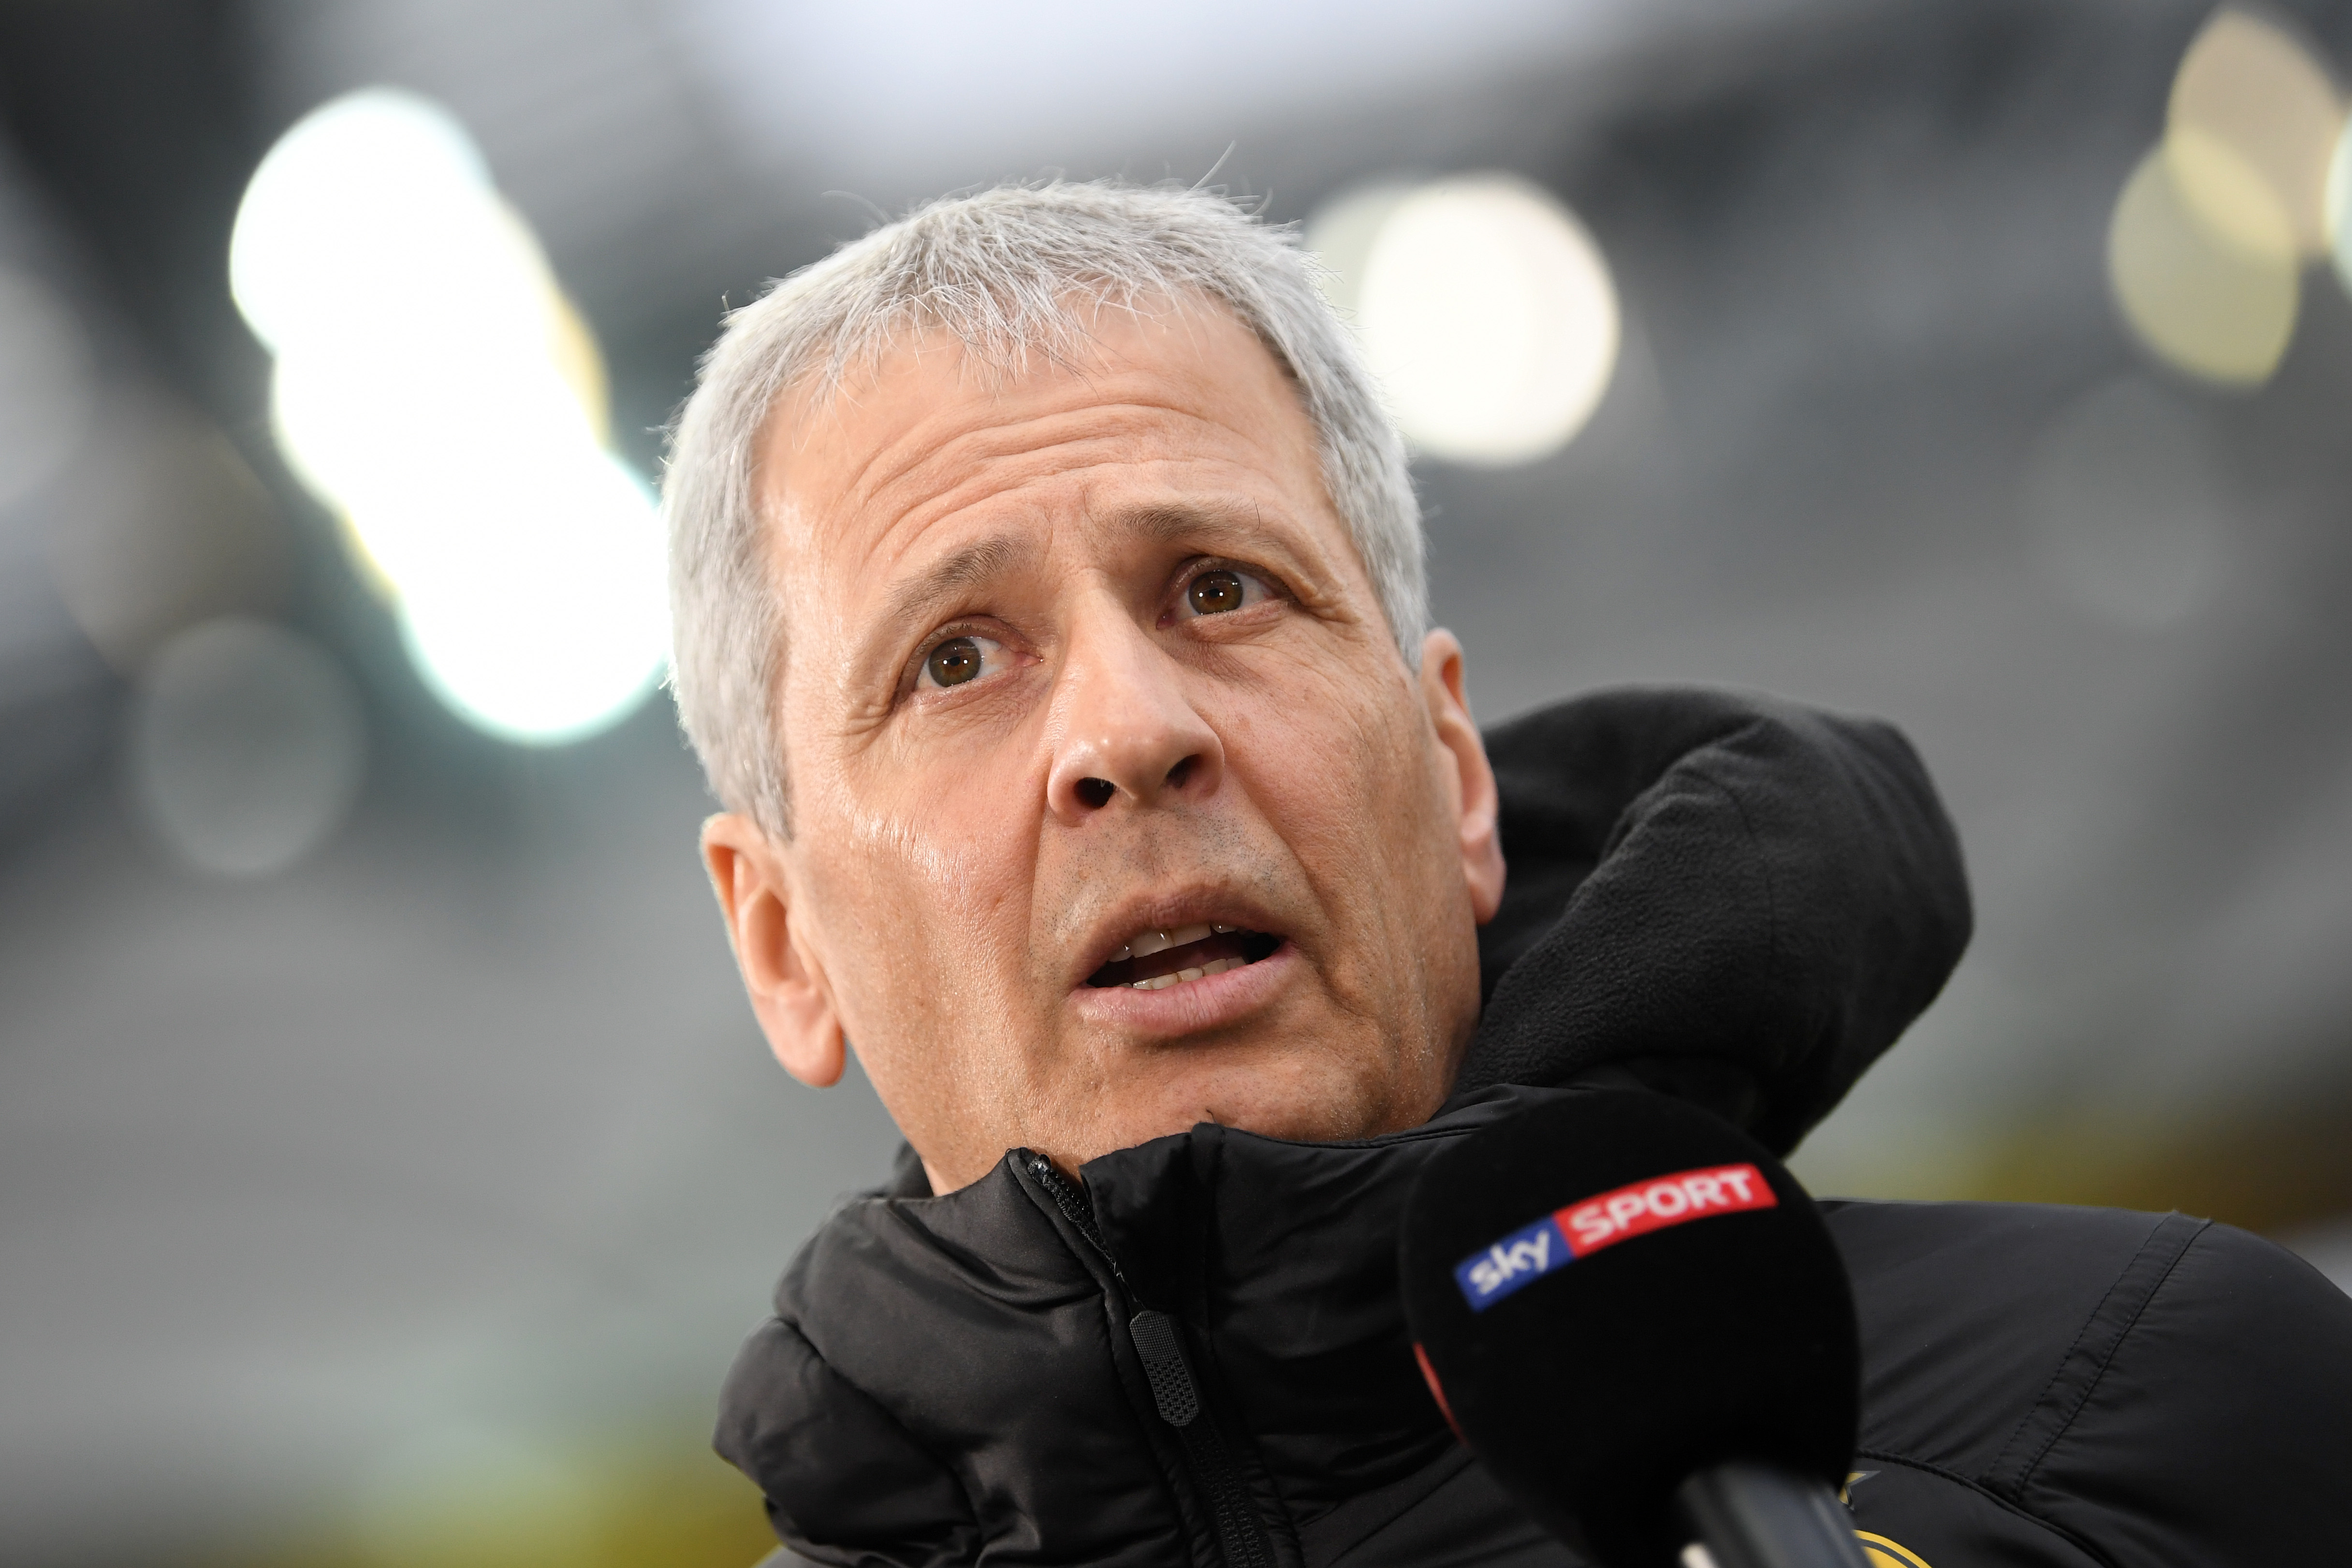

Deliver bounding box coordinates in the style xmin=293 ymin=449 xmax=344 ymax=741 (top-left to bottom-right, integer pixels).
xmin=879 ymin=531 xmax=1042 ymax=632
xmin=1113 ymin=500 xmax=1271 ymax=548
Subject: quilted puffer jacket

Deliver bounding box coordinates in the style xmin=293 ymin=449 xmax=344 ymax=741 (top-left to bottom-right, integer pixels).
xmin=718 ymin=690 xmax=2352 ymax=1566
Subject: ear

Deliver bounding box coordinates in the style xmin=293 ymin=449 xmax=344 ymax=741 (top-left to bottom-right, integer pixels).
xmin=701 ymin=812 xmax=847 ymax=1087
xmin=1418 ymin=629 xmax=1506 ymax=925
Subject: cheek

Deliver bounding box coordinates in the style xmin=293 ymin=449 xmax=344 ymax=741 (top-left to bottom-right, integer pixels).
xmin=798 ymin=757 xmax=1041 ymax=1034
xmin=1221 ymin=652 xmax=1441 ymax=909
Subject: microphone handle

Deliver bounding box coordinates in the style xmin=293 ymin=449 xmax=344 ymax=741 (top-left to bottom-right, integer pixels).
xmin=1673 ymin=1462 xmax=1872 ymax=1568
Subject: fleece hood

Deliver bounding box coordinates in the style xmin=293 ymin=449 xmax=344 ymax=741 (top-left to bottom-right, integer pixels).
xmin=1462 ymin=687 xmax=1971 ymax=1152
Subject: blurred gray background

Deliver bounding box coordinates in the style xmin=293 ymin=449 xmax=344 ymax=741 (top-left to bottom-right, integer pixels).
xmin=3 ymin=0 xmax=2350 ymax=1563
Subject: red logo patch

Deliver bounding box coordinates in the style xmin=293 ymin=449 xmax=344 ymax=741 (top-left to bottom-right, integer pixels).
xmin=1554 ymin=1163 xmax=1776 ymax=1256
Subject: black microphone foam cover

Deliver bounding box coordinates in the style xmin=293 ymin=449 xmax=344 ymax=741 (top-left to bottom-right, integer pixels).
xmin=1400 ymin=1091 xmax=1860 ymax=1568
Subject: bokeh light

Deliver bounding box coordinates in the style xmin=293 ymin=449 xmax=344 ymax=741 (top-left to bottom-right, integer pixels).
xmin=129 ymin=617 xmax=366 ymax=878
xmin=2108 ymin=8 xmax=2345 ymax=388
xmin=1304 ymin=182 xmax=1415 ymax=319
xmin=2167 ymin=8 xmax=2342 ymax=259
xmin=45 ymin=395 xmax=290 ymax=672
xmin=2022 ymin=376 xmax=2232 ymax=630
xmin=2328 ymin=116 xmax=2352 ymax=298
xmin=396 ymin=452 xmax=668 ymax=745
xmin=1311 ymin=175 xmax=1620 ymax=466
xmin=2108 ymin=139 xmax=2299 ymax=387
xmin=229 ymin=88 xmax=665 ymax=745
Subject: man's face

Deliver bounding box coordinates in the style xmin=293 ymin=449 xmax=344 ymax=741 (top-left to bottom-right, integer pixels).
xmin=703 ymin=299 xmax=1504 ymax=1191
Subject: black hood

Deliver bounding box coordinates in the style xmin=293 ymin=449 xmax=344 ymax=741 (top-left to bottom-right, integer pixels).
xmin=718 ymin=687 xmax=1973 ymax=1568
xmin=1464 ymin=687 xmax=1971 ymax=1153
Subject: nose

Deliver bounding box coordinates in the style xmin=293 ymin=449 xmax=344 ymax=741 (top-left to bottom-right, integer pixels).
xmin=1045 ymin=605 xmax=1224 ymax=823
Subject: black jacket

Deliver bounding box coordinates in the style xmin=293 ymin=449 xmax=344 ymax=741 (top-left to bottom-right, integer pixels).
xmin=718 ymin=690 xmax=2352 ymax=1567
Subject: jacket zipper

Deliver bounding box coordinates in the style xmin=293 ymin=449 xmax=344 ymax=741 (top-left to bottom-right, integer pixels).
xmin=1019 ymin=1151 xmax=1282 ymax=1568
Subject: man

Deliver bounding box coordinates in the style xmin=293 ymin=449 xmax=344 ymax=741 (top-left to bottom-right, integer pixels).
xmin=665 ymin=182 xmax=2352 ymax=1566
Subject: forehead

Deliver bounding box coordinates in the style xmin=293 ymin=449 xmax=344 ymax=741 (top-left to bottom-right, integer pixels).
xmin=753 ymin=299 xmax=1332 ymax=594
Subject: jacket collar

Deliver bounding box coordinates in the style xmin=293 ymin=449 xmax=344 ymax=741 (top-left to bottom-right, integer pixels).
xmin=818 ymin=1086 xmax=1560 ymax=1539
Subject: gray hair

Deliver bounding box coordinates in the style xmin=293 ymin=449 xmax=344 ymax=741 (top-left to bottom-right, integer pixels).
xmin=661 ymin=179 xmax=1426 ymax=837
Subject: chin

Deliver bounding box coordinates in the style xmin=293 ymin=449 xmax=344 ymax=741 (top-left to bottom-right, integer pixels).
xmin=1106 ymin=1050 xmax=1446 ymax=1154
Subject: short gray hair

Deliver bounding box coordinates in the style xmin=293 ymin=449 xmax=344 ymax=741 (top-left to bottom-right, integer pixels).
xmin=662 ymin=179 xmax=1425 ymax=837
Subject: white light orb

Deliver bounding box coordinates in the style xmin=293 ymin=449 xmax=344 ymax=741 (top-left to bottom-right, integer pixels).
xmin=267 ymin=345 xmax=597 ymax=583
xmin=1352 ymin=175 xmax=1620 ymax=466
xmin=393 ymin=450 xmax=669 ymax=746
xmin=1304 ymin=182 xmax=1414 ymax=318
xmin=2166 ymin=8 xmax=2343 ymax=260
xmin=229 ymin=90 xmax=533 ymax=358
xmin=2108 ymin=141 xmax=2298 ymax=387
xmin=231 ymin=88 xmax=661 ymax=747
xmin=2329 ymin=117 xmax=2352 ymax=301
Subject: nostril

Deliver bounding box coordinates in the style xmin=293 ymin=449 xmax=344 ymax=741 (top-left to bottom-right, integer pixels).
xmin=1165 ymin=756 xmax=1195 ymax=790
xmin=1076 ymin=777 xmax=1115 ymax=810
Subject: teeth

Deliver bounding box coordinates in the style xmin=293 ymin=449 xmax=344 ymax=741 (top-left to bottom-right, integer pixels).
xmin=1110 ymin=922 xmax=1259 ymax=990
xmin=1129 ymin=923 xmax=1212 ymax=958
xmin=1131 ymin=956 xmax=1245 ymax=990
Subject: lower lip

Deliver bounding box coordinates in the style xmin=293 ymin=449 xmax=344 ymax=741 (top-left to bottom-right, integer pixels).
xmin=1069 ymin=942 xmax=1299 ymax=1036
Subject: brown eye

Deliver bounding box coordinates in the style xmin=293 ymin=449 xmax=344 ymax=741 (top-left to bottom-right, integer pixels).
xmin=925 ymin=636 xmax=984 ymax=687
xmin=1188 ymin=570 xmax=1245 ymax=615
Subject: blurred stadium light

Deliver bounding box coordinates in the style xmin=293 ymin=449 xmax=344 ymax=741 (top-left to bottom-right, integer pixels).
xmin=2106 ymin=7 xmax=2344 ymax=386
xmin=1311 ymin=175 xmax=1622 ymax=465
xmin=231 ymin=89 xmax=668 ymax=746
xmin=2109 ymin=138 xmax=2300 ymax=384
xmin=2021 ymin=376 xmax=2232 ymax=630
xmin=2169 ymin=8 xmax=2341 ymax=259
xmin=129 ymin=617 xmax=365 ymax=878
xmin=2332 ymin=115 xmax=2352 ymax=293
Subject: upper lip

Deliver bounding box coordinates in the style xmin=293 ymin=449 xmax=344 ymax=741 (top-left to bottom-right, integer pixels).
xmin=1070 ymin=886 xmax=1288 ymax=988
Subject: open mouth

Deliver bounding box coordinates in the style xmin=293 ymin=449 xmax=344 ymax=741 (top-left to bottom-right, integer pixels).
xmin=1086 ymin=923 xmax=1284 ymax=990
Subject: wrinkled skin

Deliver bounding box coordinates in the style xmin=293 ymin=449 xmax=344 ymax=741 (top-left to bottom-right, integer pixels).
xmin=701 ymin=299 xmax=1505 ymax=1192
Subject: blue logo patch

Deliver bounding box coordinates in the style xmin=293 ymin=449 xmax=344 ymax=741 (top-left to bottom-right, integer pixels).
xmin=1453 ymin=1215 xmax=1573 ymax=1311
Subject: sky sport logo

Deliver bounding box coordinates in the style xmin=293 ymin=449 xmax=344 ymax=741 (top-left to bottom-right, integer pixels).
xmin=1452 ymin=1163 xmax=1778 ymax=1310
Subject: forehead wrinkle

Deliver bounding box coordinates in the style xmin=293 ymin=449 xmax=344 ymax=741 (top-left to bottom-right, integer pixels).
xmin=814 ymin=331 xmax=1176 ymax=491
xmin=823 ymin=400 xmax=1260 ymax=622
xmin=861 ymin=394 xmax=1224 ymax=517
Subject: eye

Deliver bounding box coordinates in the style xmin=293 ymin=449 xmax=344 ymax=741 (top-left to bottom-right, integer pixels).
xmin=919 ymin=633 xmax=1007 ymax=690
xmin=1182 ymin=567 xmax=1270 ymax=618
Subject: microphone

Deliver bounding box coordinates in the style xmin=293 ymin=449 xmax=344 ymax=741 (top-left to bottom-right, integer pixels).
xmin=1399 ymin=1090 xmax=1870 ymax=1568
